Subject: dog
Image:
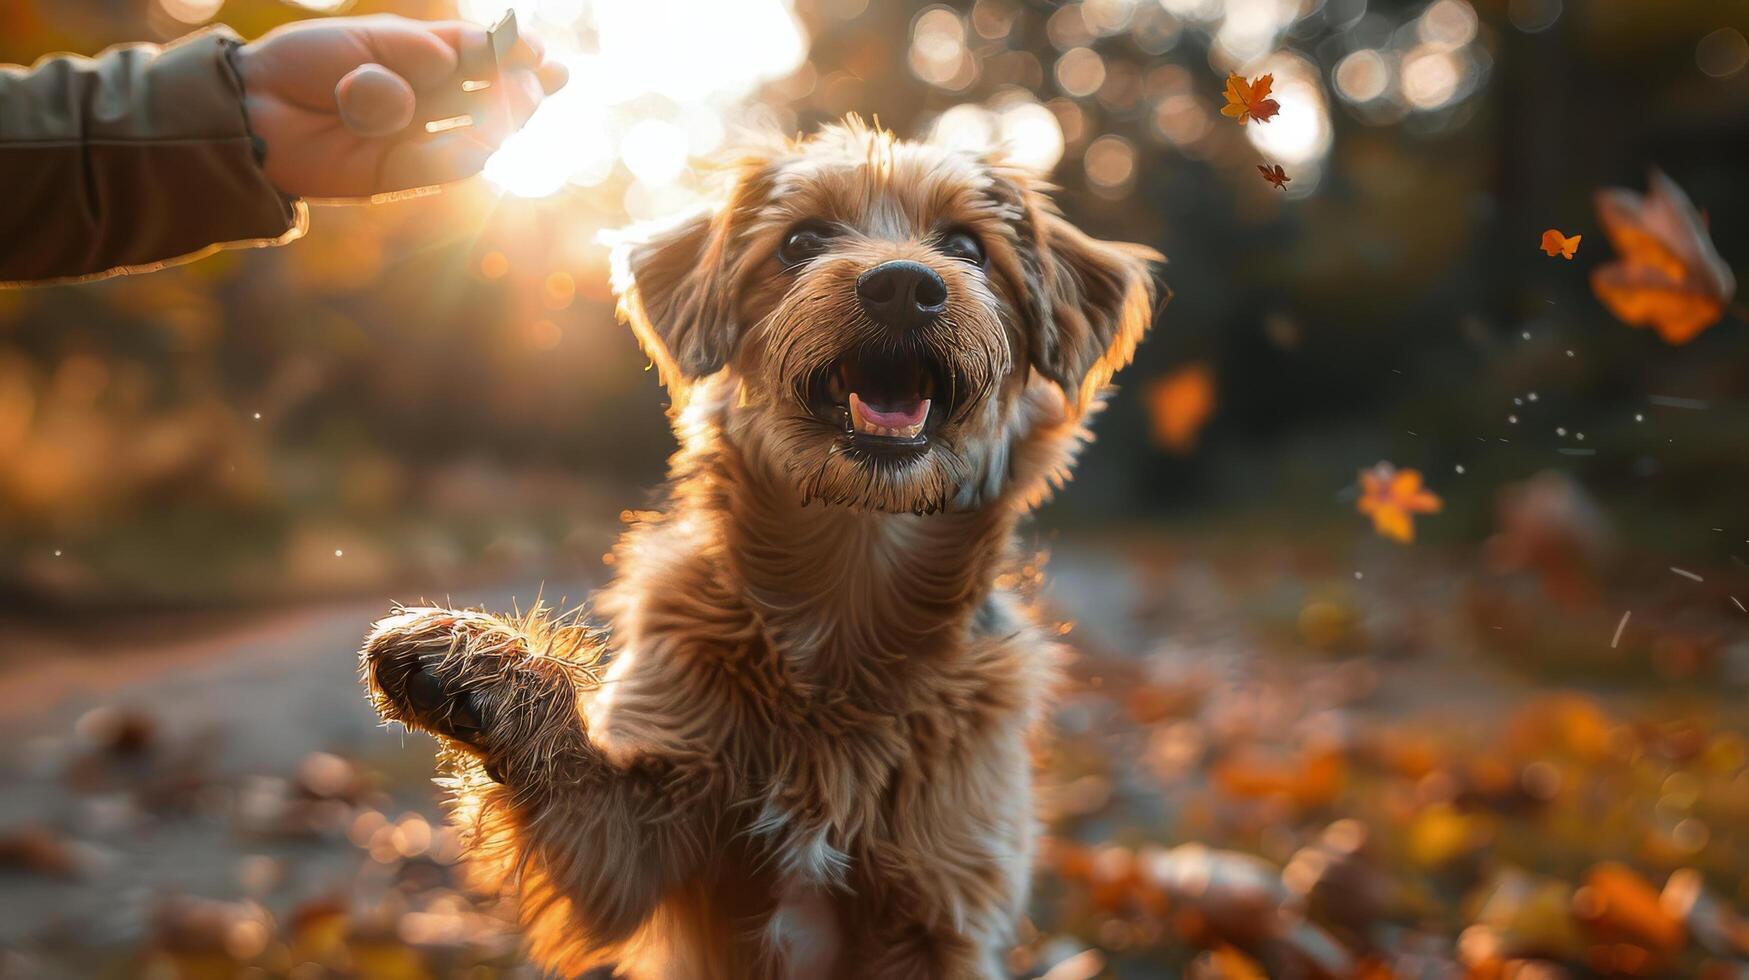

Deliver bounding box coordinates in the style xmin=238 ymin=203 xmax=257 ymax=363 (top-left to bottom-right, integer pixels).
xmin=360 ymin=117 xmax=1162 ymax=979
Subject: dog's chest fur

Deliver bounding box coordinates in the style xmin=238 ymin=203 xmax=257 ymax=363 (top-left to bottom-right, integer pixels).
xmin=587 ymin=499 xmax=1051 ymax=973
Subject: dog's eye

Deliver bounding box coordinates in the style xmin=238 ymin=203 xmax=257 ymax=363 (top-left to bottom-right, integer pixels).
xmin=778 ymin=224 xmax=835 ymax=267
xmin=937 ymin=229 xmax=985 ymax=265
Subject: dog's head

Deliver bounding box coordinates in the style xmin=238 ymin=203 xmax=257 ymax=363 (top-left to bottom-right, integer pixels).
xmin=611 ymin=118 xmax=1161 ymax=515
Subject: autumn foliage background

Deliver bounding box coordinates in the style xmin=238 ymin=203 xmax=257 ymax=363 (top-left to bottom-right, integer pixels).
xmin=2 ymin=0 xmax=1748 ymax=977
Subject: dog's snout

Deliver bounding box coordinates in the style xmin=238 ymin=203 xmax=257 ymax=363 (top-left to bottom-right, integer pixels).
xmin=856 ymin=261 xmax=948 ymax=332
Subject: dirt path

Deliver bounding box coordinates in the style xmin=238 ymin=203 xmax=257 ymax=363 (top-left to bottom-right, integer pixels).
xmin=0 ymin=580 xmax=586 ymax=963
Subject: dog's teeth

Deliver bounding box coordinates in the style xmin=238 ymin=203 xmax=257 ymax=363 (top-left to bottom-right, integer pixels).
xmin=849 ymin=393 xmax=929 ymax=440
xmin=849 ymin=392 xmax=873 ymax=436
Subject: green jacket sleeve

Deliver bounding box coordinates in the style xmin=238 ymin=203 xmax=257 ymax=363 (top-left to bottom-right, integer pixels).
xmin=0 ymin=27 xmax=307 ymax=287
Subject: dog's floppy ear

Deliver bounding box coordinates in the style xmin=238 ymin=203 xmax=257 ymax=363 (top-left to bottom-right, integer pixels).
xmin=610 ymin=162 xmax=770 ymax=390
xmin=992 ymin=165 xmax=1164 ymax=412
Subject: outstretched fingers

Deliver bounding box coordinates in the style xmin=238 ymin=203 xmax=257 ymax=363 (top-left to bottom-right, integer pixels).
xmin=378 ymin=130 xmax=499 ymax=190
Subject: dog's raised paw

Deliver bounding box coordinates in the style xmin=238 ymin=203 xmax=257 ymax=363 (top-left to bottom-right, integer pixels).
xmin=361 ymin=608 xmax=499 ymax=747
xmin=359 ymin=605 xmax=604 ymax=773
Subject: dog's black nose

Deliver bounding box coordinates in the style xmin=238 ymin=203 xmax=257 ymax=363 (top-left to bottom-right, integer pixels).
xmin=856 ymin=260 xmax=948 ymax=332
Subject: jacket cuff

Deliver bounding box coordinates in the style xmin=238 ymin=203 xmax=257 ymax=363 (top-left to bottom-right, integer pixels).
xmin=0 ymin=28 xmax=308 ymax=285
xmin=154 ymin=26 xmax=304 ymax=237
xmin=218 ymin=34 xmax=272 ymax=168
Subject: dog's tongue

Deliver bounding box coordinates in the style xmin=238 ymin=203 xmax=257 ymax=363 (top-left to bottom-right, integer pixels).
xmin=851 ymin=392 xmax=929 ymax=429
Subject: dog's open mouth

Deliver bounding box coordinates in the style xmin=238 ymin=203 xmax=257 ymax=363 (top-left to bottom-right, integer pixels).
xmin=809 ymin=346 xmax=953 ymax=452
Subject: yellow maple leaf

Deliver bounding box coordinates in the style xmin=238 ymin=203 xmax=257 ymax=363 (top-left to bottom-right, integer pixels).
xmin=1220 ymin=73 xmax=1280 ymax=125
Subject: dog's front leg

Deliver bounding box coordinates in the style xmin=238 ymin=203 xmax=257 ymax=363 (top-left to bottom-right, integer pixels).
xmin=359 ymin=607 xmax=710 ymax=971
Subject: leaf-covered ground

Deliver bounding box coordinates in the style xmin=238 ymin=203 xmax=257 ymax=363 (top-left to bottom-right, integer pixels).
xmin=1 ymin=525 xmax=1746 ymax=979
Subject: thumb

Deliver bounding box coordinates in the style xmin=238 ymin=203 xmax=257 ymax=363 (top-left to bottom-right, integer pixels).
xmin=336 ymin=64 xmax=417 ymax=137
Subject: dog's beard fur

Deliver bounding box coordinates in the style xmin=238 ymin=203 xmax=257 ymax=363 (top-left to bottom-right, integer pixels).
xmin=733 ymin=249 xmax=1014 ymax=515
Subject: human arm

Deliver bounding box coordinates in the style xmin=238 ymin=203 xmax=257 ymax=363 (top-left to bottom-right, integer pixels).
xmin=0 ymin=16 xmax=564 ymax=286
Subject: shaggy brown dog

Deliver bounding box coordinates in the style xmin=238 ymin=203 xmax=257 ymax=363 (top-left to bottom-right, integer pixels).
xmin=360 ymin=117 xmax=1161 ymax=979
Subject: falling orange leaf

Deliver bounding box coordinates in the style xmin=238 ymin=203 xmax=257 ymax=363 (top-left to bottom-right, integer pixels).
xmin=1357 ymin=462 xmax=1442 ymax=544
xmin=1540 ymin=229 xmax=1581 ymax=259
xmin=1146 ymin=363 xmax=1216 ymax=453
xmin=1212 ymin=747 xmax=1346 ymax=808
xmin=1258 ymin=164 xmax=1291 ymax=190
xmin=1591 ymin=170 xmax=1737 ymax=344
xmin=1220 ymin=73 xmax=1281 ymax=125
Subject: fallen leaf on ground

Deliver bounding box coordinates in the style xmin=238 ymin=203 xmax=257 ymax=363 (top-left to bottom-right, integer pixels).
xmin=1213 ymin=746 xmax=1345 ymax=808
xmin=1406 ymin=803 xmax=1490 ymax=868
xmin=0 ymin=824 xmax=83 ymax=878
xmin=1574 ymin=862 xmax=1686 ymax=956
xmin=1357 ymin=462 xmax=1442 ymax=544
xmin=1221 ymin=73 xmax=1281 ymax=125
xmin=1143 ymin=843 xmax=1289 ymax=945
xmin=1591 ymin=170 xmax=1737 ymax=344
xmin=1661 ymin=868 xmax=1749 ymax=958
xmin=1541 ymin=229 xmax=1581 ymax=259
xmin=1193 ymin=945 xmax=1268 ymax=979
xmin=1471 ymin=868 xmax=1584 ymax=960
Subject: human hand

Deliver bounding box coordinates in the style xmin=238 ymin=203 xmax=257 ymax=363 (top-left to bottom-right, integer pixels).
xmin=234 ymin=15 xmax=568 ymax=199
